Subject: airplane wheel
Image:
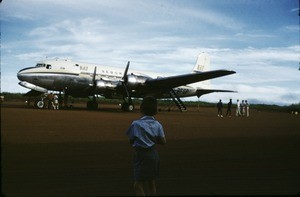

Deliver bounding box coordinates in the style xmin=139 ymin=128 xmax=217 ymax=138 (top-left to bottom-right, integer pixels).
xmin=128 ymin=104 xmax=134 ymax=112
xmin=121 ymin=103 xmax=134 ymax=112
xmin=35 ymin=100 xmax=45 ymax=109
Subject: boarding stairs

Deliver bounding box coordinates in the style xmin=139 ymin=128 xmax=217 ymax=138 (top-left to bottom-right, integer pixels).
xmin=169 ymin=89 xmax=187 ymax=112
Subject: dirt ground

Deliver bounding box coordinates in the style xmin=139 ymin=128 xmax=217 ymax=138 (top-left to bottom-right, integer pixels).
xmin=1 ymin=101 xmax=300 ymax=196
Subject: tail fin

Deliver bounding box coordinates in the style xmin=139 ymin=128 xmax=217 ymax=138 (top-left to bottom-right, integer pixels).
xmin=192 ymin=53 xmax=210 ymax=73
xmin=191 ymin=53 xmax=211 ymax=89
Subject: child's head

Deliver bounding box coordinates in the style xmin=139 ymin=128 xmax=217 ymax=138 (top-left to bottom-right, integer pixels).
xmin=140 ymin=96 xmax=157 ymax=116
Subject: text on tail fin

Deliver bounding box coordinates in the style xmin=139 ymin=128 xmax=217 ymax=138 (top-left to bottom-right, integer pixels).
xmin=192 ymin=53 xmax=210 ymax=72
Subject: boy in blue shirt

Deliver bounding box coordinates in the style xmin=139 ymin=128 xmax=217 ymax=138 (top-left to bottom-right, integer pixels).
xmin=126 ymin=96 xmax=166 ymax=196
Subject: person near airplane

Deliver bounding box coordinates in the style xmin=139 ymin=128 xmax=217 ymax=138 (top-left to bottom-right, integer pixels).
xmin=241 ymin=100 xmax=246 ymax=116
xmin=225 ymin=99 xmax=232 ymax=117
xmin=236 ymin=99 xmax=241 ymax=116
xmin=126 ymin=96 xmax=166 ymax=196
xmin=245 ymin=100 xmax=250 ymax=117
xmin=53 ymin=94 xmax=59 ymax=109
xmin=47 ymin=93 xmax=54 ymax=109
xmin=217 ymin=99 xmax=223 ymax=117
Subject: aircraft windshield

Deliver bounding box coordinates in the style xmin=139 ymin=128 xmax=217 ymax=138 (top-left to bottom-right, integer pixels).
xmin=36 ymin=63 xmax=45 ymax=67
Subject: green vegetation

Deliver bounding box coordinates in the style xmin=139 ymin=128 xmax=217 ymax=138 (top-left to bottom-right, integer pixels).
xmin=1 ymin=92 xmax=26 ymax=101
xmin=1 ymin=92 xmax=299 ymax=113
xmin=251 ymin=103 xmax=300 ymax=113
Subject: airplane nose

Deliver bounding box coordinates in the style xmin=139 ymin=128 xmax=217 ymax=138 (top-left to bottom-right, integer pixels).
xmin=17 ymin=67 xmax=34 ymax=81
xmin=17 ymin=70 xmax=24 ymax=81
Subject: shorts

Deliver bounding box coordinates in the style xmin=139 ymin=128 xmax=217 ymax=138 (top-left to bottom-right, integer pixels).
xmin=133 ymin=147 xmax=159 ymax=181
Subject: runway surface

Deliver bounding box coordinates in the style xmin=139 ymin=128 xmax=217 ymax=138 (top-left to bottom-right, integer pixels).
xmin=1 ymin=102 xmax=300 ymax=196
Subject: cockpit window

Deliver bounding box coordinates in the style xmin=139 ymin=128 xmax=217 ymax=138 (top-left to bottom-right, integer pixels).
xmin=36 ymin=63 xmax=45 ymax=67
xmin=46 ymin=64 xmax=52 ymax=69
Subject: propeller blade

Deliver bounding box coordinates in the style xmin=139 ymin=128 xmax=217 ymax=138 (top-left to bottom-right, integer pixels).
xmin=122 ymin=61 xmax=130 ymax=81
xmin=92 ymin=66 xmax=97 ymax=85
xmin=121 ymin=61 xmax=131 ymax=98
xmin=89 ymin=66 xmax=97 ymax=87
xmin=123 ymin=83 xmax=130 ymax=98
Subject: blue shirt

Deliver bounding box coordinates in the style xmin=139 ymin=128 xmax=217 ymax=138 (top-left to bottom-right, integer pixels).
xmin=126 ymin=116 xmax=165 ymax=148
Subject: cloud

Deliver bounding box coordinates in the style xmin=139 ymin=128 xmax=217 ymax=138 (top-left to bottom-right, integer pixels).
xmin=2 ymin=0 xmax=299 ymax=105
xmin=283 ymin=25 xmax=299 ymax=32
xmin=290 ymin=7 xmax=299 ymax=13
xmin=180 ymin=7 xmax=244 ymax=30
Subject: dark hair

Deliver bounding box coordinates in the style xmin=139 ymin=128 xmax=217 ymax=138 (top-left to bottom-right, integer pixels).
xmin=140 ymin=96 xmax=157 ymax=116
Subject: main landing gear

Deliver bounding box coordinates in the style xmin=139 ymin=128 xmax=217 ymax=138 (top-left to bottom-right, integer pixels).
xmin=121 ymin=101 xmax=134 ymax=112
xmin=119 ymin=61 xmax=135 ymax=112
xmin=87 ymin=96 xmax=98 ymax=110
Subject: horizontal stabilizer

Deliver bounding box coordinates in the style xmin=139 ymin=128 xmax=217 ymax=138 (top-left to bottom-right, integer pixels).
xmin=196 ymin=89 xmax=237 ymax=98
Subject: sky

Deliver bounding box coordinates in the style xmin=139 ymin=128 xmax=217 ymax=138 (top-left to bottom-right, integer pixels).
xmin=1 ymin=0 xmax=299 ymax=105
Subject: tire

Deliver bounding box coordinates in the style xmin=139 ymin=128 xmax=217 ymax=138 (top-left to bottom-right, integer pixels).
xmin=128 ymin=104 xmax=134 ymax=112
xmin=121 ymin=103 xmax=134 ymax=112
xmin=35 ymin=100 xmax=45 ymax=109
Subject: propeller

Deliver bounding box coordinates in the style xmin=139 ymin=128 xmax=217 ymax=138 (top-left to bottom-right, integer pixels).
xmin=86 ymin=66 xmax=99 ymax=110
xmin=123 ymin=61 xmax=130 ymax=80
xmin=122 ymin=61 xmax=131 ymax=99
xmin=89 ymin=66 xmax=97 ymax=87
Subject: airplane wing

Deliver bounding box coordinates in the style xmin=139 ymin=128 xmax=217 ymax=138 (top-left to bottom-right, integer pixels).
xmin=145 ymin=70 xmax=236 ymax=89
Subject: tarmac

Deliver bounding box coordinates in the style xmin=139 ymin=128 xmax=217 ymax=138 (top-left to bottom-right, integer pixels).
xmin=1 ymin=102 xmax=300 ymax=196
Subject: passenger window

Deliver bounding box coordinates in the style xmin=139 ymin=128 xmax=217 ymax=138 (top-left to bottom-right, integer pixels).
xmin=46 ymin=64 xmax=52 ymax=69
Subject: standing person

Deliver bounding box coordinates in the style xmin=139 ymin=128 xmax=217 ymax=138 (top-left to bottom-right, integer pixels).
xmin=245 ymin=100 xmax=250 ymax=117
xmin=236 ymin=99 xmax=241 ymax=116
xmin=126 ymin=96 xmax=166 ymax=196
xmin=226 ymin=99 xmax=232 ymax=117
xmin=53 ymin=94 xmax=59 ymax=109
xmin=47 ymin=93 xmax=54 ymax=109
xmin=241 ymin=100 xmax=246 ymax=116
xmin=217 ymin=99 xmax=223 ymax=117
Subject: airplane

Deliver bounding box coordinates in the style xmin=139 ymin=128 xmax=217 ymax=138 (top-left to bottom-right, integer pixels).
xmin=17 ymin=53 xmax=236 ymax=112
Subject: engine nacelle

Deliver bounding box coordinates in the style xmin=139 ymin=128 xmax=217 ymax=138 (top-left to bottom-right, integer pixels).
xmin=126 ymin=74 xmax=151 ymax=89
xmin=95 ymin=80 xmax=118 ymax=91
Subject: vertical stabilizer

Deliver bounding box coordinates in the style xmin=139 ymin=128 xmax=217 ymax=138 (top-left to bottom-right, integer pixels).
xmin=192 ymin=53 xmax=210 ymax=72
xmin=191 ymin=53 xmax=211 ymax=89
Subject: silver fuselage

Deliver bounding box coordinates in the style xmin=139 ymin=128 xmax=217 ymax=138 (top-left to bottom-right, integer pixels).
xmin=17 ymin=59 xmax=198 ymax=98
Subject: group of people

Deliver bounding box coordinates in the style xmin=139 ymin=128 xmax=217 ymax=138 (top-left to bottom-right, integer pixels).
xmin=217 ymin=99 xmax=250 ymax=118
xmin=46 ymin=93 xmax=59 ymax=109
